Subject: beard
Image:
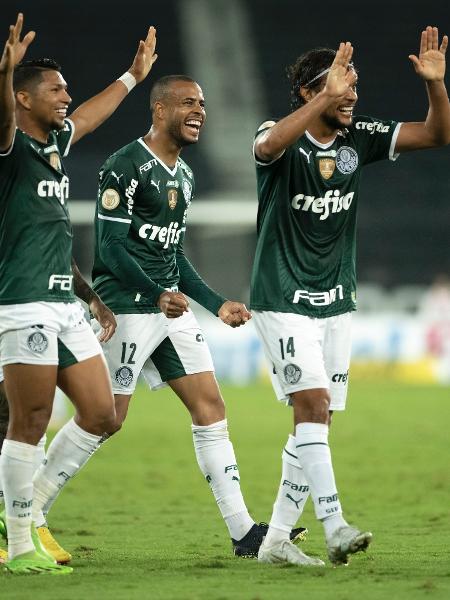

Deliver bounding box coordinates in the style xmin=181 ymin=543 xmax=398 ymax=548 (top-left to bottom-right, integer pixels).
xmin=167 ymin=121 xmax=196 ymax=148
xmin=322 ymin=111 xmax=351 ymax=132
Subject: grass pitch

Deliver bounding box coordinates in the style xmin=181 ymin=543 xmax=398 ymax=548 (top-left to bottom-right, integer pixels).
xmin=1 ymin=380 xmax=450 ymax=599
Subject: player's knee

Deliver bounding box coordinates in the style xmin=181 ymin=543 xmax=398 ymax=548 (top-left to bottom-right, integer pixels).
xmin=9 ymin=405 xmax=52 ymax=442
xmin=292 ymin=389 xmax=330 ymax=423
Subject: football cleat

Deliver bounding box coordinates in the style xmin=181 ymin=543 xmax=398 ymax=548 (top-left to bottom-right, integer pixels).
xmin=258 ymin=539 xmax=325 ymax=566
xmin=4 ymin=550 xmax=73 ymax=575
xmin=232 ymin=522 xmax=308 ymax=558
xmin=0 ymin=512 xmax=70 ymax=565
xmin=326 ymin=526 xmax=373 ymax=565
xmin=37 ymin=526 xmax=72 ymax=564
xmin=0 ymin=548 xmax=7 ymax=564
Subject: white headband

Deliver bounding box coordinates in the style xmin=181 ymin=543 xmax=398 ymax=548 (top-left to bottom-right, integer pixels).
xmin=303 ymin=67 xmax=331 ymax=88
xmin=303 ymin=63 xmax=355 ymax=88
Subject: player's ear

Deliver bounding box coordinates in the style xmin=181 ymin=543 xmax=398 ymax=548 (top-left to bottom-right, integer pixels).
xmin=299 ymin=86 xmax=312 ymax=104
xmin=153 ymin=101 xmax=166 ymax=121
xmin=15 ymin=90 xmax=32 ymax=111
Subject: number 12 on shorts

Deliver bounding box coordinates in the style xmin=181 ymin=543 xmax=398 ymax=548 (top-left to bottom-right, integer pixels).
xmin=121 ymin=342 xmax=137 ymax=364
xmin=279 ymin=337 xmax=295 ymax=359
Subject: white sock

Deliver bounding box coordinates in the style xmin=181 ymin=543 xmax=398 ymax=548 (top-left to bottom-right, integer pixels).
xmin=192 ymin=419 xmax=254 ymax=540
xmin=264 ymin=434 xmax=311 ymax=547
xmin=32 ymin=418 xmax=108 ymax=522
xmin=295 ymin=423 xmax=346 ymax=533
xmin=0 ymin=439 xmax=36 ymax=559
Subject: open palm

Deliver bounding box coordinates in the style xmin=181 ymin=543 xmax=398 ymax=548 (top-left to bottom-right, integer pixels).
xmin=409 ymin=26 xmax=448 ymax=81
xmin=0 ymin=13 xmax=35 ymax=73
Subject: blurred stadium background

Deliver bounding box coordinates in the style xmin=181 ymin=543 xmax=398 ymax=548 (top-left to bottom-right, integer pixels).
xmin=4 ymin=0 xmax=450 ymax=386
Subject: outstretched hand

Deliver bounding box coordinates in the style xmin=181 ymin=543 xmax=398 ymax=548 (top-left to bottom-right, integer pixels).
xmin=323 ymin=41 xmax=356 ymax=99
xmin=409 ymin=26 xmax=448 ymax=82
xmin=127 ymin=26 xmax=158 ymax=83
xmin=218 ymin=301 xmax=252 ymax=328
xmin=0 ymin=13 xmax=35 ymax=74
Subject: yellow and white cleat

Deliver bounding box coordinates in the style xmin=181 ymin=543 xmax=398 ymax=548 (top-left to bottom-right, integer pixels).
xmin=37 ymin=526 xmax=72 ymax=565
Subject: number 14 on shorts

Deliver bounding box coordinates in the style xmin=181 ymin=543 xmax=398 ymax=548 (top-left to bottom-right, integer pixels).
xmin=279 ymin=337 xmax=295 ymax=359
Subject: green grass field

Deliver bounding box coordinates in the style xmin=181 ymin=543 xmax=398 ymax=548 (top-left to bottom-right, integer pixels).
xmin=1 ymin=380 xmax=450 ymax=599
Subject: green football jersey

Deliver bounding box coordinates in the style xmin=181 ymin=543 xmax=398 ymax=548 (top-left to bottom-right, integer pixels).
xmin=250 ymin=115 xmax=400 ymax=318
xmin=92 ymin=138 xmax=226 ymax=315
xmin=0 ymin=120 xmax=75 ymax=304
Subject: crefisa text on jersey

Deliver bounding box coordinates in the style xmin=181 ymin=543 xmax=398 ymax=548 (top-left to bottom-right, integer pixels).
xmin=37 ymin=175 xmax=69 ymax=205
xmin=291 ymin=190 xmax=354 ymax=221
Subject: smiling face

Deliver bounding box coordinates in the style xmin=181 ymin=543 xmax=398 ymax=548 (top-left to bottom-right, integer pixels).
xmin=321 ymin=71 xmax=358 ymax=130
xmin=31 ymin=70 xmax=72 ymax=130
xmin=159 ymin=81 xmax=206 ymax=147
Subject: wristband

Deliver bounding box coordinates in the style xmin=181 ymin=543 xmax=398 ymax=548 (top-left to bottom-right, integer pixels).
xmin=117 ymin=72 xmax=137 ymax=93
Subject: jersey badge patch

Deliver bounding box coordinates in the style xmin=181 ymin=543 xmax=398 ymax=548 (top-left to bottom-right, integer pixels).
xmin=336 ymin=146 xmax=358 ymax=174
xmin=284 ymin=363 xmax=302 ymax=384
xmin=168 ymin=189 xmax=178 ymax=210
xmin=319 ymin=158 xmax=335 ymax=180
xmin=101 ymin=188 xmax=120 ymax=210
xmin=115 ymin=366 xmax=134 ymax=387
xmin=27 ymin=331 xmax=49 ymax=354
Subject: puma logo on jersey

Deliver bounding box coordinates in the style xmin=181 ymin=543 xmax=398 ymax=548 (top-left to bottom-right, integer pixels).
xmin=111 ymin=171 xmax=123 ymax=184
xmin=299 ymin=148 xmax=312 ymax=163
xmin=291 ymin=189 xmax=354 ymax=221
xmin=37 ymin=175 xmax=69 ymax=204
xmin=150 ymin=179 xmax=160 ymax=193
xmin=138 ymin=221 xmax=183 ymax=248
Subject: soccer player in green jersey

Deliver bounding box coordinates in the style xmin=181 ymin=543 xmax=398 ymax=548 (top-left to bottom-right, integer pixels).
xmin=90 ymin=74 xmax=305 ymax=557
xmin=0 ymin=13 xmax=158 ymax=574
xmin=251 ymin=28 xmax=450 ymax=566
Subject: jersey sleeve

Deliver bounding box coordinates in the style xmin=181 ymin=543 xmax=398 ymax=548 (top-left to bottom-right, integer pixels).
xmin=55 ymin=119 xmax=75 ymax=157
xmin=176 ymin=232 xmax=227 ymax=315
xmin=253 ymin=120 xmax=289 ymax=167
xmin=352 ymin=116 xmax=401 ymax=165
xmin=96 ymin=155 xmax=166 ymax=305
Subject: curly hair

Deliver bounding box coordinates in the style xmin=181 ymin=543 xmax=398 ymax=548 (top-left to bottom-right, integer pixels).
xmin=286 ymin=48 xmax=337 ymax=112
xmin=13 ymin=58 xmax=61 ymax=92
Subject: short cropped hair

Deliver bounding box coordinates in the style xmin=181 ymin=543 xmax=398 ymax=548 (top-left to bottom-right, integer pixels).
xmin=149 ymin=75 xmax=196 ymax=112
xmin=13 ymin=58 xmax=61 ymax=93
xmin=286 ymin=48 xmax=337 ymax=112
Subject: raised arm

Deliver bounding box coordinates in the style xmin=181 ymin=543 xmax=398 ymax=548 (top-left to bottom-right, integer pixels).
xmin=69 ymin=26 xmax=158 ymax=144
xmin=0 ymin=13 xmax=34 ymax=151
xmin=395 ymin=26 xmax=450 ymax=152
xmin=255 ymin=42 xmax=355 ymax=162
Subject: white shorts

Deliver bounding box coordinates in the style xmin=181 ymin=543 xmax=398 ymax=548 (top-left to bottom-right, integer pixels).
xmin=0 ymin=301 xmax=101 ymax=369
xmin=92 ymin=309 xmax=214 ymax=395
xmin=252 ymin=310 xmax=352 ymax=411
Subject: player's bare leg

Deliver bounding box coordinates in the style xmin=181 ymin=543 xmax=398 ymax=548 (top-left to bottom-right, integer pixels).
xmin=0 ymin=364 xmax=72 ymax=573
xmin=28 ymin=355 xmax=115 ymax=571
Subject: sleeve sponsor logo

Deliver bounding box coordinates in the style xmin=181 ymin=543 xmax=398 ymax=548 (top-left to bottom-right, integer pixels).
xmin=355 ymin=121 xmax=390 ymax=134
xmin=101 ymin=188 xmax=120 ymax=210
xmin=125 ymin=179 xmax=138 ymax=215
